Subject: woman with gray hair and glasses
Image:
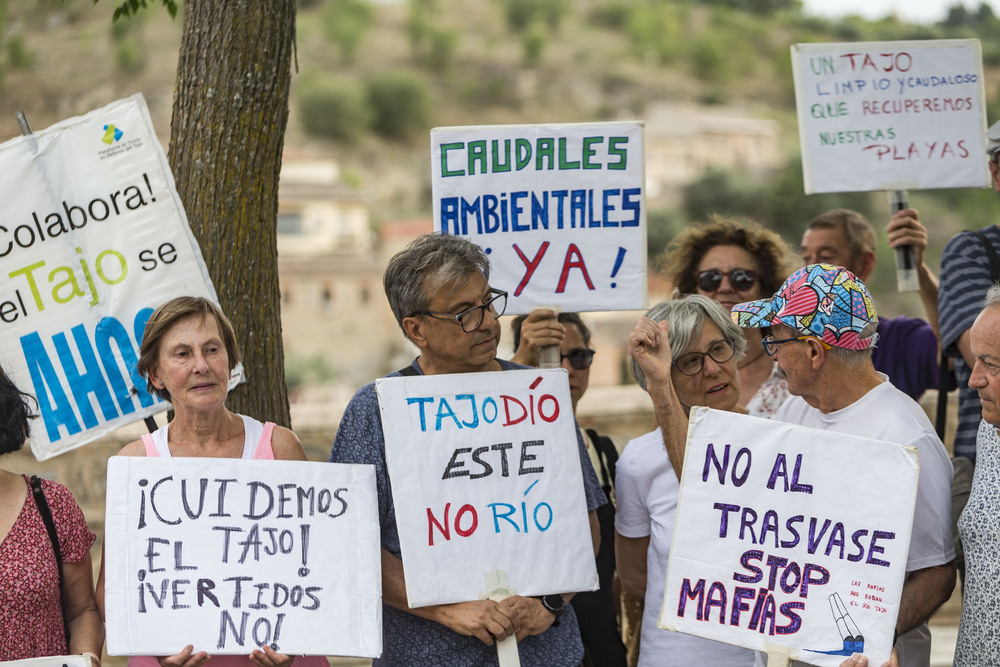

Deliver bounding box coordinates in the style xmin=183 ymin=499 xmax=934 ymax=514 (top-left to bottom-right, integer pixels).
xmin=614 ymin=295 xmax=755 ymax=667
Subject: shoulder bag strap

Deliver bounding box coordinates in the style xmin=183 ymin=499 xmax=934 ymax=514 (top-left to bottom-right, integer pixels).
xmin=30 ymin=475 xmax=70 ymax=643
xmin=397 ymin=364 xmax=419 ymax=377
xmin=973 ymin=229 xmax=1000 ymax=281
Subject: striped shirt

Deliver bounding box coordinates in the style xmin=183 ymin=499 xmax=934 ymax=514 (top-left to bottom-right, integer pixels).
xmin=938 ymin=224 xmax=1000 ymax=459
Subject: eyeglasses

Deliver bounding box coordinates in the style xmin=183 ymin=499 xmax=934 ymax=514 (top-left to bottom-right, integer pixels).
xmin=561 ymin=348 xmax=595 ymax=370
xmin=413 ymin=288 xmax=508 ymax=333
xmin=762 ymin=334 xmax=832 ymax=356
xmin=697 ymin=268 xmax=758 ymax=292
xmin=674 ymin=338 xmax=736 ymax=376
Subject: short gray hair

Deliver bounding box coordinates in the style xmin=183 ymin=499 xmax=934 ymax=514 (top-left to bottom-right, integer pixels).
xmin=985 ymin=284 xmax=1000 ymax=310
xmin=630 ymin=294 xmax=748 ymax=391
xmin=383 ymin=233 xmax=491 ymax=339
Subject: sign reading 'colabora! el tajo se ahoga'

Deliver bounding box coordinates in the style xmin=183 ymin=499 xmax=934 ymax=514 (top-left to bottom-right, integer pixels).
xmin=377 ymin=368 xmax=599 ymax=607
xmin=430 ymin=122 xmax=647 ymax=314
xmin=662 ymin=408 xmax=919 ymax=667
xmin=791 ymin=39 xmax=988 ymax=193
xmin=104 ymin=457 xmax=382 ymax=658
xmin=0 ymin=94 xmax=223 ymax=460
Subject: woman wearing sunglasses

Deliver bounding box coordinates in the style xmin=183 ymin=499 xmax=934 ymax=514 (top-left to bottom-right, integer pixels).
xmin=662 ymin=216 xmax=795 ymax=418
xmin=616 ymin=295 xmax=756 ymax=667
xmin=510 ymin=312 xmax=628 ymax=667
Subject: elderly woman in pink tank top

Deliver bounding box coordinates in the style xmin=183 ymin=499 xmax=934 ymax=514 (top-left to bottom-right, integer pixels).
xmin=96 ymin=296 xmax=325 ymax=667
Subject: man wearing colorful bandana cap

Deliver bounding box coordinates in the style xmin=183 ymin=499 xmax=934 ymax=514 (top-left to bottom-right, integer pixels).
xmin=733 ymin=264 xmax=955 ymax=667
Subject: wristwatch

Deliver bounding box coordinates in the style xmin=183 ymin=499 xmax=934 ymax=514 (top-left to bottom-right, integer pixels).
xmin=537 ymin=594 xmax=566 ymax=617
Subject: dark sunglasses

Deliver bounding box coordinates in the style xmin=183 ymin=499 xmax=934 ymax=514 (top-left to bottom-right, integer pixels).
xmin=561 ymin=348 xmax=595 ymax=370
xmin=697 ymin=268 xmax=758 ymax=292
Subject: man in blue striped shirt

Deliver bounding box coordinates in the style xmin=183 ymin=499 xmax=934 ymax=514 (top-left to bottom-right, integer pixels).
xmin=938 ymin=121 xmax=1000 ymax=462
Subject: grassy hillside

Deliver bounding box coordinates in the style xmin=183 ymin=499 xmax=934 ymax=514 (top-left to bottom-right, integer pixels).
xmin=3 ymin=0 xmax=1000 ymax=312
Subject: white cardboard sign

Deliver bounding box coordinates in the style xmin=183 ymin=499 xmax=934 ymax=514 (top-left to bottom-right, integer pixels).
xmin=104 ymin=457 xmax=382 ymax=658
xmin=0 ymin=94 xmax=225 ymax=460
xmin=661 ymin=408 xmax=918 ymax=667
xmin=791 ymin=39 xmax=988 ymax=193
xmin=430 ymin=122 xmax=647 ymax=314
xmin=0 ymin=657 xmax=89 ymax=667
xmin=376 ymin=368 xmax=598 ymax=607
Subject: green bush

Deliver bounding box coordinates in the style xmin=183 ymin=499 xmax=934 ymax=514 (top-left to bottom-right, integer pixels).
xmin=323 ymin=0 xmax=375 ymax=64
xmin=6 ymin=36 xmax=32 ymax=70
xmin=500 ymin=0 xmax=567 ymax=33
xmin=115 ymin=39 xmax=147 ymax=76
xmin=365 ymin=71 xmax=431 ymax=141
xmin=297 ymin=74 xmax=371 ymax=142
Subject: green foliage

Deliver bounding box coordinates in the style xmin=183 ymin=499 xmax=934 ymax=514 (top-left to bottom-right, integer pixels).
xmin=646 ymin=208 xmax=686 ymax=262
xmin=522 ymin=19 xmax=546 ymax=67
xmin=297 ymin=73 xmax=371 ymax=143
xmin=323 ymin=0 xmax=374 ymax=64
xmin=690 ymin=33 xmax=732 ymax=84
xmin=407 ymin=0 xmax=458 ymax=71
xmin=681 ymin=162 xmax=877 ymax=245
xmin=588 ymin=1 xmax=634 ymax=30
xmin=6 ymin=35 xmax=32 ymax=70
xmin=96 ymin=0 xmax=178 ymax=23
xmin=499 ymin=0 xmax=567 ymax=33
xmin=284 ymin=353 xmax=336 ymax=391
xmin=114 ymin=38 xmax=146 ymax=75
xmin=365 ymin=70 xmax=431 ymax=141
xmin=626 ymin=4 xmax=682 ymax=64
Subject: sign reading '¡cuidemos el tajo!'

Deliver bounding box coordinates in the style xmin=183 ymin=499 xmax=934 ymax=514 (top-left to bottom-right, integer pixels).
xmin=0 ymin=94 xmax=223 ymax=460
xmin=791 ymin=39 xmax=989 ymax=193
xmin=430 ymin=122 xmax=647 ymax=314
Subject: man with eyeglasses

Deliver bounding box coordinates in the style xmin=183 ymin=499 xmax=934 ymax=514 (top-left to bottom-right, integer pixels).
xmin=329 ymin=233 xmax=606 ymax=667
xmin=800 ymin=208 xmax=944 ymax=402
xmin=731 ymin=264 xmax=955 ymax=667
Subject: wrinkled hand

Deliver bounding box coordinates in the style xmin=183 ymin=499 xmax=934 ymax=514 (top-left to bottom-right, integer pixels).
xmin=511 ymin=309 xmax=564 ymax=366
xmin=629 ymin=317 xmax=672 ymax=388
xmin=497 ymin=595 xmax=557 ymax=641
xmin=840 ymin=645 xmax=899 ymax=667
xmin=157 ymin=646 xmax=210 ymax=667
xmin=438 ymin=599 xmax=516 ymax=646
xmin=886 ymin=208 xmax=927 ymax=267
xmin=249 ymin=646 xmax=294 ymax=667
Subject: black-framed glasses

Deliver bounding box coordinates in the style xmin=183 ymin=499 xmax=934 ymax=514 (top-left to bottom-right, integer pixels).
xmin=762 ymin=334 xmax=832 ymax=357
xmin=697 ymin=268 xmax=758 ymax=292
xmin=561 ymin=348 xmax=595 ymax=370
xmin=674 ymin=338 xmax=736 ymax=376
xmin=413 ymin=288 xmax=508 ymax=333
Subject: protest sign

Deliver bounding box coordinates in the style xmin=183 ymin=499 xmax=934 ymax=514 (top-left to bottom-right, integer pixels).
xmin=377 ymin=368 xmax=598 ymax=607
xmin=0 ymin=94 xmax=225 ymax=460
xmin=0 ymin=657 xmax=89 ymax=667
xmin=430 ymin=122 xmax=647 ymax=314
xmin=660 ymin=408 xmax=918 ymax=667
xmin=104 ymin=456 xmax=381 ymax=658
xmin=791 ymin=39 xmax=988 ymax=193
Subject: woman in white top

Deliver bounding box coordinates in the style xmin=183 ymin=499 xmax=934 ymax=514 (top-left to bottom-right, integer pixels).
xmin=616 ymin=295 xmax=756 ymax=667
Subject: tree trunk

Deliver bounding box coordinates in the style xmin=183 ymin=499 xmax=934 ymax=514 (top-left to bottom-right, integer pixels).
xmin=167 ymin=0 xmax=295 ymax=426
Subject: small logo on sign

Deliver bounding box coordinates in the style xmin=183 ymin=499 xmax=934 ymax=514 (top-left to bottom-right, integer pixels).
xmin=102 ymin=124 xmax=124 ymax=144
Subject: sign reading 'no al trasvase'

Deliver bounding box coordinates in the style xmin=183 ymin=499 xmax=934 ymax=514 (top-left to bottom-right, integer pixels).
xmin=791 ymin=39 xmax=989 ymax=193
xmin=0 ymin=94 xmax=225 ymax=460
xmin=661 ymin=408 xmax=919 ymax=667
xmin=104 ymin=457 xmax=382 ymax=658
xmin=430 ymin=122 xmax=647 ymax=314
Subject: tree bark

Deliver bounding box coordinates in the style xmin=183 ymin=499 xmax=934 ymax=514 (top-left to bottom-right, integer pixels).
xmin=167 ymin=0 xmax=295 ymax=426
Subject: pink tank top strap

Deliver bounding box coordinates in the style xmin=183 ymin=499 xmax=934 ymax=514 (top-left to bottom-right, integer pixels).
xmin=254 ymin=421 xmax=276 ymax=460
xmin=141 ymin=434 xmax=159 ymax=457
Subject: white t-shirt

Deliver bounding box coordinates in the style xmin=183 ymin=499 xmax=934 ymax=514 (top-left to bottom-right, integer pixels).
xmin=764 ymin=377 xmax=954 ymax=667
xmin=615 ymin=429 xmax=757 ymax=667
